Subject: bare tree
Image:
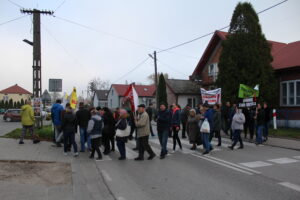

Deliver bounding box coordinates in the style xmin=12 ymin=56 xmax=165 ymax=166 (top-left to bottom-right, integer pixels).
xmin=88 ymin=77 xmax=111 ymax=98
xmin=147 ymin=73 xmax=169 ymax=84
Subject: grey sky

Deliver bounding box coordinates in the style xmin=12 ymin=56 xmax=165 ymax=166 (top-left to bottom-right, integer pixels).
xmin=0 ymin=0 xmax=299 ymax=97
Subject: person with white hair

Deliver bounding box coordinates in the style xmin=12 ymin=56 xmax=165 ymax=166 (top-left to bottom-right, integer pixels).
xmin=115 ymin=109 xmax=129 ymax=160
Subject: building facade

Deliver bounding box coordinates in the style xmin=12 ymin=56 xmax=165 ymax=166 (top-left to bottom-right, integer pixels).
xmin=0 ymin=84 xmax=32 ymax=103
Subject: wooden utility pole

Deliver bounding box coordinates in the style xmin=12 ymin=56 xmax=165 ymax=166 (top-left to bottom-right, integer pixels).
xmin=153 ymin=51 xmax=159 ymax=110
xmin=21 ymin=9 xmax=53 ymax=128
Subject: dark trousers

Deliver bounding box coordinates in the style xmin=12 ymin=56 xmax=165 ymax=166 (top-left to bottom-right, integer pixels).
xmin=213 ymin=130 xmax=221 ymax=145
xmin=244 ymin=122 xmax=255 ymax=139
xmin=116 ymin=138 xmax=126 ymax=158
xmin=172 ymin=127 xmax=182 ymax=150
xmin=91 ymin=137 xmax=102 ymax=158
xmin=63 ymin=131 xmax=77 ymax=153
xmin=231 ymin=130 xmax=243 ymax=148
xmin=209 ymin=131 xmax=214 ymax=142
xmin=158 ymin=129 xmax=169 ymax=156
xmin=102 ymin=134 xmax=111 ymax=153
xmin=181 ymin=121 xmax=187 ymax=138
xmin=263 ymin=122 xmax=269 ymax=139
xmin=137 ymin=136 xmax=155 ymax=159
xmin=110 ymin=137 xmax=115 ymax=151
xmin=149 ymin=120 xmax=154 ymax=136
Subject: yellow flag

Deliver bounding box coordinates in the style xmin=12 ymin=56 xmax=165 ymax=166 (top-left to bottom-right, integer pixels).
xmin=69 ymin=87 xmax=78 ymax=109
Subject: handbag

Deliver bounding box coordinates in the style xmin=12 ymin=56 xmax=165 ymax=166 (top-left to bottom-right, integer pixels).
xmin=115 ymin=120 xmax=130 ymax=137
xmin=200 ymin=119 xmax=210 ymax=133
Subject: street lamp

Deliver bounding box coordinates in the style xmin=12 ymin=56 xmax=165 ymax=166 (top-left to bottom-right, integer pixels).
xmin=23 ymin=39 xmax=33 ymax=46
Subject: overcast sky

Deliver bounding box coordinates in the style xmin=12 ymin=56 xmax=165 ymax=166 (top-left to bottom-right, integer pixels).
xmin=0 ymin=0 xmax=299 ymax=97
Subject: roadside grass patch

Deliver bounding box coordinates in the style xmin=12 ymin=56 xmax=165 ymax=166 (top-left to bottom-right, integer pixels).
xmin=1 ymin=125 xmax=53 ymax=141
xmin=269 ymin=128 xmax=300 ymax=139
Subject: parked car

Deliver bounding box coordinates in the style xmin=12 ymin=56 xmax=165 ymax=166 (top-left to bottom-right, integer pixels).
xmin=0 ymin=108 xmax=6 ymax=114
xmin=3 ymin=109 xmax=21 ymax=122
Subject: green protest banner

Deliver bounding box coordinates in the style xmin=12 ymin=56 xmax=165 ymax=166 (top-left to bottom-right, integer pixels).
xmin=238 ymin=84 xmax=259 ymax=98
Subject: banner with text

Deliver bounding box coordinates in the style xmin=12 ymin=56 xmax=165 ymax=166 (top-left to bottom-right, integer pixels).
xmin=201 ymin=88 xmax=222 ymax=105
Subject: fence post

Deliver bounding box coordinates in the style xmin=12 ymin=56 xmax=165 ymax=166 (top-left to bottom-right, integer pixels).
xmin=273 ymin=109 xmax=277 ymax=130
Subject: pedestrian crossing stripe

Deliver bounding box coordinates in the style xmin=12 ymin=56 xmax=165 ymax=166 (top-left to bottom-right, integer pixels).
xmin=239 ymin=161 xmax=273 ymax=168
xmin=267 ymin=157 xmax=299 ymax=164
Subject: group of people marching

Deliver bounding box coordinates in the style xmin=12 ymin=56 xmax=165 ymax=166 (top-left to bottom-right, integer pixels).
xmin=18 ymin=98 xmax=272 ymax=161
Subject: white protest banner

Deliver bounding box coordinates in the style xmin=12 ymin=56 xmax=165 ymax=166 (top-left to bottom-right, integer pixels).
xmin=201 ymin=88 xmax=221 ymax=105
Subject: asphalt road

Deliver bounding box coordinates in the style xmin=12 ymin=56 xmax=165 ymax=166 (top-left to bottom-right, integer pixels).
xmin=0 ymin=114 xmax=22 ymax=136
xmin=95 ymin=130 xmax=300 ymax=200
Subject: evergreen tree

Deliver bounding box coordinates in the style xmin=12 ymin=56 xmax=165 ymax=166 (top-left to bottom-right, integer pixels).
xmin=13 ymin=102 xmax=17 ymax=108
xmin=8 ymin=99 xmax=13 ymax=109
xmin=17 ymin=101 xmax=21 ymax=108
xmin=20 ymin=98 xmax=25 ymax=106
xmin=0 ymin=100 xmax=3 ymax=109
xmin=4 ymin=101 xmax=9 ymax=109
xmin=216 ymin=2 xmax=277 ymax=106
xmin=157 ymin=73 xmax=168 ymax=107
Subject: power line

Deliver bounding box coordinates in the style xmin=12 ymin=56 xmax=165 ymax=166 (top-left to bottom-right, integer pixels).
xmin=0 ymin=15 xmax=28 ymax=26
xmin=7 ymin=0 xmax=23 ymax=8
xmin=112 ymin=57 xmax=150 ymax=83
xmin=157 ymin=0 xmax=288 ymax=53
xmin=54 ymin=0 xmax=66 ymax=13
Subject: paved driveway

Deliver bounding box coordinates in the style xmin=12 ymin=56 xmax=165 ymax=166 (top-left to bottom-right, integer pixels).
xmin=0 ymin=114 xmax=22 ymax=136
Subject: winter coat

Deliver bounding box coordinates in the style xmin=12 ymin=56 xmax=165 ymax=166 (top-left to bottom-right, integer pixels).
xmin=231 ymin=111 xmax=245 ymax=131
xmin=87 ymin=115 xmax=102 ymax=139
xmin=171 ymin=108 xmax=181 ymax=127
xmin=204 ymin=108 xmax=214 ymax=131
xmin=221 ymin=105 xmax=230 ymax=120
xmin=102 ymin=112 xmax=116 ymax=137
xmin=212 ymin=110 xmax=221 ymax=131
xmin=61 ymin=111 xmax=77 ymax=133
xmin=115 ymin=118 xmax=128 ymax=142
xmin=76 ymin=108 xmax=91 ymax=128
xmin=21 ymin=104 xmax=35 ymax=126
xmin=187 ymin=115 xmax=200 ymax=143
xmin=51 ymin=103 xmax=64 ymax=126
xmin=256 ymin=109 xmax=265 ymax=126
xmin=146 ymin=107 xmax=153 ymax=121
xmin=157 ymin=109 xmax=171 ymax=132
xmin=135 ymin=112 xmax=150 ymax=138
xmin=264 ymin=107 xmax=271 ymax=123
xmin=180 ymin=108 xmax=190 ymax=123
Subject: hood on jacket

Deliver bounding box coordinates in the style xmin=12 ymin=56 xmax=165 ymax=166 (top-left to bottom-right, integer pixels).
xmin=21 ymin=104 xmax=31 ymax=111
xmin=91 ymin=114 xmax=102 ymax=121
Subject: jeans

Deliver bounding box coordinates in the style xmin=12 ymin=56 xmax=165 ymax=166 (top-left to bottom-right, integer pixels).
xmin=63 ymin=131 xmax=78 ymax=153
xmin=137 ymin=136 xmax=155 ymax=159
xmin=232 ymin=130 xmax=243 ymax=148
xmin=181 ymin=121 xmax=187 ymax=137
xmin=256 ymin=125 xmax=264 ymax=144
xmin=263 ymin=122 xmax=269 ymax=139
xmin=91 ymin=137 xmax=102 ymax=158
xmin=158 ymin=129 xmax=169 ymax=156
xmin=172 ymin=127 xmax=182 ymax=150
xmin=116 ymin=139 xmax=126 ymax=158
xmin=80 ymin=127 xmax=91 ymax=151
xmin=202 ymin=133 xmax=212 ymax=152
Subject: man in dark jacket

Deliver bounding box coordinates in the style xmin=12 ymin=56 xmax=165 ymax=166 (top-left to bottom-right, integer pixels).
xmin=181 ymin=105 xmax=191 ymax=139
xmin=221 ymin=102 xmax=231 ymax=136
xmin=146 ymin=103 xmax=155 ymax=136
xmin=255 ymin=103 xmax=265 ymax=145
xmin=61 ymin=108 xmax=78 ymax=156
xmin=157 ymin=103 xmax=171 ymax=159
xmin=263 ymin=102 xmax=271 ymax=142
xmin=76 ymin=102 xmax=91 ymax=152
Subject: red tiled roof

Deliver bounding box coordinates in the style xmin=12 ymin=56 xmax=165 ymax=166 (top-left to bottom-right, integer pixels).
xmin=111 ymin=84 xmax=156 ymax=97
xmin=192 ymin=31 xmax=300 ymax=76
xmin=272 ymin=41 xmax=300 ymax=70
xmin=0 ymin=84 xmax=31 ymax=94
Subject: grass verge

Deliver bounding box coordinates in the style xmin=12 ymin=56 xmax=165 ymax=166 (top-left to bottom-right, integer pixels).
xmin=269 ymin=128 xmax=300 ymax=139
xmin=1 ymin=125 xmax=53 ymax=141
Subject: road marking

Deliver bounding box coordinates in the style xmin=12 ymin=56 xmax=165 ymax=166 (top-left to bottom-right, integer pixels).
xmin=239 ymin=161 xmax=273 ymax=168
xmin=278 ymin=182 xmax=300 ymax=193
xmin=118 ymin=197 xmax=127 ymax=200
xmin=268 ymin=158 xmax=299 ymax=164
xmin=101 ymin=170 xmax=112 ymax=182
xmin=203 ymin=155 xmax=261 ymax=174
xmin=191 ymin=153 xmax=253 ymax=175
xmin=293 ymin=156 xmax=300 ymax=160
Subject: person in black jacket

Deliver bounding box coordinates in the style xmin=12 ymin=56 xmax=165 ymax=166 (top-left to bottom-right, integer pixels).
xmin=76 ymin=102 xmax=91 ymax=152
xmin=181 ymin=105 xmax=191 ymax=139
xmin=255 ymin=103 xmax=265 ymax=145
xmin=263 ymin=102 xmax=271 ymax=142
xmin=157 ymin=103 xmax=171 ymax=159
xmin=102 ymin=107 xmax=116 ymax=155
xmin=61 ymin=108 xmax=78 ymax=156
xmin=171 ymin=103 xmax=182 ymax=151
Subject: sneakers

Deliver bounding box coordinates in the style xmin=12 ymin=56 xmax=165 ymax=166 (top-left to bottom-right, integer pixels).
xmin=33 ymin=139 xmax=40 ymax=144
xmin=95 ymin=157 xmax=102 ymax=161
xmin=118 ymin=157 xmax=126 ymax=160
xmin=63 ymin=152 xmax=68 ymax=156
xmin=134 ymin=157 xmax=144 ymax=161
xmin=227 ymin=146 xmax=234 ymax=150
xmin=19 ymin=141 xmax=24 ymax=144
xmin=148 ymin=154 xmax=156 ymax=160
xmin=74 ymin=152 xmax=79 ymax=157
xmin=202 ymin=151 xmax=209 ymax=155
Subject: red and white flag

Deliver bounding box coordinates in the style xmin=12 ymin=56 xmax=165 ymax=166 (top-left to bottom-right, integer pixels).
xmin=124 ymin=84 xmax=139 ymax=112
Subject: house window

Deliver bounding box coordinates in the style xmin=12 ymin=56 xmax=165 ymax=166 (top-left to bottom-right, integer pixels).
xmin=281 ymin=80 xmax=300 ymax=106
xmin=187 ymin=98 xmax=196 ymax=108
xmin=111 ymin=89 xmax=114 ymax=96
xmin=208 ymin=63 xmax=218 ymax=77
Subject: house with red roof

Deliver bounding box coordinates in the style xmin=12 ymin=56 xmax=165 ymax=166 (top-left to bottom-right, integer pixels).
xmin=0 ymin=84 xmax=32 ymax=103
xmin=107 ymin=84 xmax=156 ymax=109
xmin=190 ymin=30 xmax=300 ymax=127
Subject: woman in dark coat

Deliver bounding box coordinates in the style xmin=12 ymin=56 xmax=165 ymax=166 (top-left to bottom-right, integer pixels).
xmin=102 ymin=107 xmax=116 ymax=155
xmin=171 ymin=104 xmax=182 ymax=151
xmin=187 ymin=109 xmax=200 ymax=150
xmin=115 ymin=109 xmax=129 ymax=160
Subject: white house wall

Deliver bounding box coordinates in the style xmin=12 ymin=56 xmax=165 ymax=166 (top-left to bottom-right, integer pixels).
xmin=107 ymin=87 xmax=120 ymax=109
xmin=177 ymin=95 xmax=201 ymax=108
